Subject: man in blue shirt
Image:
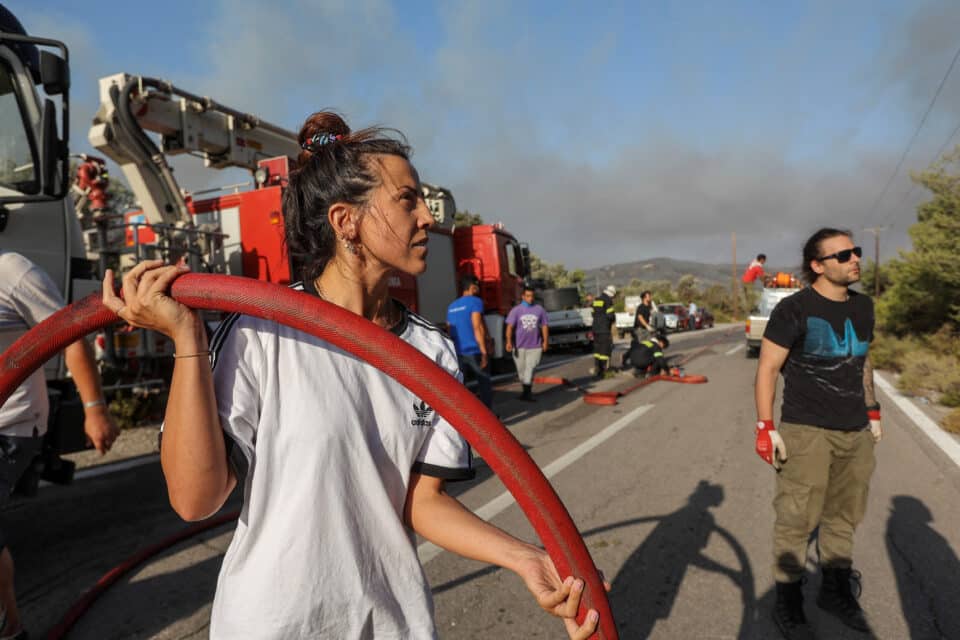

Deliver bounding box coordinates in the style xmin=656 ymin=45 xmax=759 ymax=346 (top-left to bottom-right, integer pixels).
xmin=447 ymin=276 xmax=492 ymax=407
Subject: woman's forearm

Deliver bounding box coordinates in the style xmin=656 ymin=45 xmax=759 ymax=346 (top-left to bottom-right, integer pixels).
xmin=161 ymin=319 xmax=235 ymax=521
xmin=405 ymin=476 xmax=538 ymax=572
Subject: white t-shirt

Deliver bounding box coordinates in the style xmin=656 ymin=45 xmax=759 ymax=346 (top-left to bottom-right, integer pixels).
xmin=207 ymin=282 xmax=473 ymax=639
xmin=0 ymin=251 xmax=64 ymax=436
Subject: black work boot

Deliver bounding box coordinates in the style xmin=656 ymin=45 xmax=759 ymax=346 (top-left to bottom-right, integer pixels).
xmin=773 ymin=581 xmax=816 ymax=640
xmin=817 ymin=568 xmax=870 ymax=632
xmin=520 ymin=384 xmax=535 ymax=402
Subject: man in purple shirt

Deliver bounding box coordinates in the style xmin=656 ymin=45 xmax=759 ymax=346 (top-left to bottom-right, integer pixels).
xmin=506 ymin=286 xmax=550 ymax=402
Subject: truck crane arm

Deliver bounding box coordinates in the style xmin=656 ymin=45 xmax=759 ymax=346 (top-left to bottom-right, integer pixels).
xmin=88 ymin=73 xmax=300 ymax=225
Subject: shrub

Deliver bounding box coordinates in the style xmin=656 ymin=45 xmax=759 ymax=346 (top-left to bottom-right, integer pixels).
xmin=870 ymin=332 xmax=912 ymax=372
xmin=943 ymin=408 xmax=960 ymax=434
xmin=923 ymin=324 xmax=959 ymax=359
xmin=896 ymin=351 xmax=960 ymax=401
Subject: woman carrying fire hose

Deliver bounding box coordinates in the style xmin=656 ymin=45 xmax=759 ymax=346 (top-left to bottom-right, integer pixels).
xmin=101 ymin=113 xmax=607 ymax=639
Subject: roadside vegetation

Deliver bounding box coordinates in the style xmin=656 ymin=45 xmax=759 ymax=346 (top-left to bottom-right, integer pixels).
xmin=863 ymin=150 xmax=960 ymax=432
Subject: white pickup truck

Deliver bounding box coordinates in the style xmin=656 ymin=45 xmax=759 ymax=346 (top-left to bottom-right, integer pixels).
xmin=614 ymin=295 xmax=642 ymax=338
xmin=745 ymin=286 xmax=802 ymax=357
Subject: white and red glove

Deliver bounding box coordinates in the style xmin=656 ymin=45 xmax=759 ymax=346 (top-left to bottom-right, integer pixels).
xmin=867 ymin=408 xmax=882 ymax=443
xmin=755 ymin=420 xmax=787 ymax=470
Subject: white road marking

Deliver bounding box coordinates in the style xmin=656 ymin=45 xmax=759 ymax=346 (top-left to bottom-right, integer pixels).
xmin=876 ymin=373 xmax=960 ymax=469
xmin=725 ymin=344 xmax=745 ymax=356
xmin=39 ymin=453 xmax=160 ymax=487
xmin=417 ymin=403 xmax=655 ymax=564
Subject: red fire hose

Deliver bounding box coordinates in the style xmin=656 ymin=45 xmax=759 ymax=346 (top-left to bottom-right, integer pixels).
xmin=534 ymin=373 xmax=708 ymax=405
xmin=0 ymin=274 xmax=616 ymax=640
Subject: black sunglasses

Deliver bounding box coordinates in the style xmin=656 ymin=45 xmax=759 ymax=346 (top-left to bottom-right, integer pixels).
xmin=817 ymin=246 xmax=862 ymax=263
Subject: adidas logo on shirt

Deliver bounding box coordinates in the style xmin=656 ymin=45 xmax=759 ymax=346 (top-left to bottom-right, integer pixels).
xmin=411 ymin=400 xmax=434 ymax=427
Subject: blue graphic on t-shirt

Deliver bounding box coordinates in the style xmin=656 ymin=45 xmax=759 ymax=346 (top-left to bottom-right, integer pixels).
xmin=803 ymin=317 xmax=869 ymax=358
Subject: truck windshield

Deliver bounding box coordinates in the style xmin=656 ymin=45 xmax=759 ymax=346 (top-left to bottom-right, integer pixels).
xmin=0 ymin=57 xmax=39 ymax=195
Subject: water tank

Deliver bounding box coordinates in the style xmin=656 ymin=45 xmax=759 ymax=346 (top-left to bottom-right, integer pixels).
xmin=539 ymin=287 xmax=581 ymax=311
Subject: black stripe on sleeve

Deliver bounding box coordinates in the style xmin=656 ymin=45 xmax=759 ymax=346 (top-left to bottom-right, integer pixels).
xmin=224 ymin=430 xmax=250 ymax=484
xmin=411 ymin=462 xmax=476 ymax=481
xmin=209 ymin=312 xmax=241 ymax=370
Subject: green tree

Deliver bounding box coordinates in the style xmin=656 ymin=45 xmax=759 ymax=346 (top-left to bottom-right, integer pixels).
xmin=675 ymin=274 xmax=698 ymax=303
xmin=106 ymin=173 xmax=136 ymax=212
xmin=877 ymin=150 xmax=960 ymax=334
xmin=859 ymin=259 xmax=892 ymax=299
xmin=454 ymin=209 xmax=484 ymax=227
xmin=528 ymin=252 xmax=583 ymax=288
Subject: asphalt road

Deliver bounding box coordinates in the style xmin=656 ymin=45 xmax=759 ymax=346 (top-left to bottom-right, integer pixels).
xmin=14 ymin=325 xmax=960 ymax=639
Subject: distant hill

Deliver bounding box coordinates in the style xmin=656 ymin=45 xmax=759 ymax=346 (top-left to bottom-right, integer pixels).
xmin=581 ymin=257 xmax=798 ymax=291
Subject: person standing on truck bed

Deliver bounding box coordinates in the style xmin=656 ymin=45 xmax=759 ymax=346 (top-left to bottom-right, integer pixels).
xmin=591 ymin=285 xmax=617 ymax=380
xmin=633 ymin=290 xmax=655 ymax=340
xmin=104 ymin=112 xmax=606 ymax=639
xmin=447 ymin=275 xmax=493 ymax=408
xmin=0 ymin=250 xmax=120 ymax=640
xmin=754 ymin=229 xmax=880 ymax=640
xmin=505 ymin=286 xmax=549 ymax=402
xmin=742 ymin=253 xmax=767 ymax=285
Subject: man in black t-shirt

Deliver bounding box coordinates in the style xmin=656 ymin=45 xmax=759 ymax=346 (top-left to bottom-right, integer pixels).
xmin=633 ymin=290 xmax=654 ymax=340
xmin=754 ymin=228 xmax=881 ymax=639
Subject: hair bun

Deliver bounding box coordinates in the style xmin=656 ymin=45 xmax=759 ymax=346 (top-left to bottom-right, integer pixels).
xmin=297 ymin=112 xmax=351 ymax=163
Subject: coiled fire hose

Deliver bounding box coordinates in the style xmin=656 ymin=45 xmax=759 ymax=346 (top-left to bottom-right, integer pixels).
xmin=0 ymin=274 xmax=616 ymax=640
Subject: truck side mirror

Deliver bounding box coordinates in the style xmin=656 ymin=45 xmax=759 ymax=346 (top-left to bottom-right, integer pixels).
xmin=39 ymin=98 xmax=67 ymax=198
xmin=39 ymin=50 xmax=69 ymax=95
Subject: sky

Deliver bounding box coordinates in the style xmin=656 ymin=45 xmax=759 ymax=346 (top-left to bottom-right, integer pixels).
xmin=8 ymin=0 xmax=960 ymax=271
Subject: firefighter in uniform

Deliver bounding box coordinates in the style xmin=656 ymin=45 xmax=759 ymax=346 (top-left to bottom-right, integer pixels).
xmin=624 ymin=333 xmax=670 ymax=377
xmin=591 ymin=285 xmax=617 ymax=379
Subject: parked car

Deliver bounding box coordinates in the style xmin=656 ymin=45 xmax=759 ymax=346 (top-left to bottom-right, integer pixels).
xmin=694 ymin=306 xmax=715 ymax=329
xmin=656 ymin=303 xmax=690 ymax=332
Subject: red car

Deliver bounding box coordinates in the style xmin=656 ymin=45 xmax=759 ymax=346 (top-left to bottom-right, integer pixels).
xmin=693 ymin=306 xmax=715 ymax=329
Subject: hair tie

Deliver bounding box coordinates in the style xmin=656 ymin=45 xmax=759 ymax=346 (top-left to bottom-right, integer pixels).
xmin=302 ymin=132 xmax=343 ymax=152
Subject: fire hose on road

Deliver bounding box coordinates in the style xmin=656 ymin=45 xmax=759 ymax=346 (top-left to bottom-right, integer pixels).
xmin=534 ymin=374 xmax=708 ymax=406
xmin=0 ymin=274 xmax=617 ymax=640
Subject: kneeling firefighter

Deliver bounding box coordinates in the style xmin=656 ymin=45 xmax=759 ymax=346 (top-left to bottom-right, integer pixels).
xmin=624 ymin=333 xmax=670 ymax=376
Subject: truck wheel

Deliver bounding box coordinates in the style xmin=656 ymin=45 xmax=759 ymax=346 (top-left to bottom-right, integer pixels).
xmin=746 ymin=345 xmax=760 ymax=359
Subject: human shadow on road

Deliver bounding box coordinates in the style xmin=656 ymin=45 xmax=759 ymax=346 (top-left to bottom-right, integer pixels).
xmin=497 ymin=375 xmax=596 ymax=427
xmin=609 ymin=480 xmax=753 ymax=639
xmin=886 ymin=495 xmax=960 ymax=639
xmin=432 ymin=480 xmax=758 ymax=639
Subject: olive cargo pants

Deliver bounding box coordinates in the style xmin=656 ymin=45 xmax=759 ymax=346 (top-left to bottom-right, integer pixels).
xmin=773 ymin=422 xmax=876 ymax=583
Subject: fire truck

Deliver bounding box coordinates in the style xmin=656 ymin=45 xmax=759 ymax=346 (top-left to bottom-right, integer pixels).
xmin=2 ymin=8 xmax=592 ymax=472
xmin=0 ymin=37 xmax=542 ymax=455
xmin=85 ymin=72 xmax=542 ymax=359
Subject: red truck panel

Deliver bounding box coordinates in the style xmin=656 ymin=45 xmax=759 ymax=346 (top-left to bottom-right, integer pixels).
xmin=453 ymin=224 xmax=522 ymax=317
xmin=190 ymin=187 xmax=290 ymax=284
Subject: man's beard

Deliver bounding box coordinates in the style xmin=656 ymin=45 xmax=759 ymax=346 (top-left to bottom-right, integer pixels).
xmin=825 ymin=268 xmax=860 ymax=287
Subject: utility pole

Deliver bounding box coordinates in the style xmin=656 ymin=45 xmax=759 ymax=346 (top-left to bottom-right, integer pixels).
xmin=731 ymin=232 xmax=738 ymax=321
xmin=863 ymin=226 xmax=887 ymax=298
